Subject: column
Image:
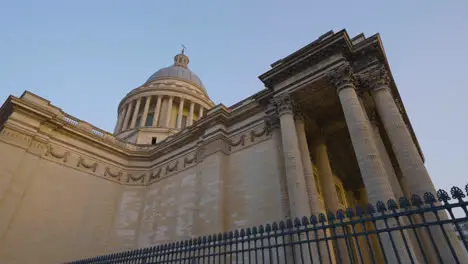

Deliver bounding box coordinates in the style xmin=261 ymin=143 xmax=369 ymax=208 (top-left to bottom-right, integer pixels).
xmin=295 ymin=116 xmax=331 ymax=263
xmin=274 ymin=95 xmax=314 ymax=264
xmin=121 ymin=101 xmax=133 ymax=131
xmin=295 ymin=116 xmax=323 ymax=214
xmin=199 ymin=106 xmax=204 ymax=118
xmin=188 ymin=102 xmax=195 ymax=126
xmin=140 ymin=96 xmax=151 ymax=127
xmin=177 ymin=98 xmax=185 ymax=129
xmin=164 ymin=96 xmax=174 ymax=127
xmin=370 ymin=67 xmax=434 ymax=197
xmin=273 ymin=94 xmax=311 ymax=218
xmin=152 ymin=96 xmax=162 ymax=127
xmin=329 ymin=62 xmax=411 ymax=263
xmin=114 ymin=107 xmax=125 ymax=134
xmin=313 ymin=133 xmax=349 ymax=263
xmin=129 ymin=97 xmax=141 ymax=129
xmin=369 ymin=66 xmax=466 ymax=262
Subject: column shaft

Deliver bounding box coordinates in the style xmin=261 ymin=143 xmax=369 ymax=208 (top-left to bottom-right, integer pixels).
xmin=164 ymin=96 xmax=174 ymax=127
xmin=114 ymin=107 xmax=125 ymax=134
xmin=129 ymin=97 xmax=141 ymax=129
xmin=199 ymin=107 xmax=204 ymax=118
xmin=188 ymin=102 xmax=195 ymax=126
xmin=140 ymin=96 xmax=151 ymax=127
xmin=295 ymin=118 xmax=323 ymax=215
xmin=331 ymin=63 xmax=411 ymax=263
xmin=274 ymin=95 xmax=311 ymax=218
xmin=372 ymin=78 xmax=466 ymax=262
xmin=152 ymin=96 xmax=162 ymax=127
xmin=177 ymin=98 xmax=185 ymax=129
xmin=122 ymin=101 xmax=133 ymax=131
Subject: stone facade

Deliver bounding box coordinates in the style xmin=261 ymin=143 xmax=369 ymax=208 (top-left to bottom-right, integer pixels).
xmin=0 ymin=29 xmax=465 ymax=263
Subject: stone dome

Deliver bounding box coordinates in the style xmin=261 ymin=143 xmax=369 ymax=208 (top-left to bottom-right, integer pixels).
xmin=145 ymin=51 xmax=207 ymax=95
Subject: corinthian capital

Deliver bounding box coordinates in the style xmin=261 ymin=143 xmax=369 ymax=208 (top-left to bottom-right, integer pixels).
xmin=272 ymin=93 xmax=294 ymax=116
xmin=327 ymin=62 xmax=356 ymax=92
xmin=361 ymin=65 xmax=391 ymax=91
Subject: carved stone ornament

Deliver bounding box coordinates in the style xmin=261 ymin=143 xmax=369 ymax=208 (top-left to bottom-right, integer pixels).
xmin=149 ymin=168 xmax=162 ymax=182
xmin=126 ymin=173 xmax=146 ymax=184
xmin=165 ymin=160 xmax=179 ymax=174
xmin=327 ymin=62 xmax=356 ymax=92
xmin=104 ymin=167 xmax=122 ymax=181
xmin=229 ymin=135 xmax=246 ymax=150
xmin=184 ymin=153 xmax=197 ymax=167
xmin=250 ymin=124 xmax=269 ymax=142
xmin=364 ymin=66 xmax=391 ymax=91
xmin=272 ymin=94 xmax=294 ymax=116
xmin=45 ymin=145 xmax=69 ymax=162
xmin=77 ymin=157 xmax=98 ymax=172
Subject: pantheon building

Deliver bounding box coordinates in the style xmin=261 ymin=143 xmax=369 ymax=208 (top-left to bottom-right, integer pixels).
xmin=0 ymin=30 xmax=462 ymax=263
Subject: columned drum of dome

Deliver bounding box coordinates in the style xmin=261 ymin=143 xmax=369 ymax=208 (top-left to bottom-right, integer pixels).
xmin=114 ymin=50 xmax=215 ymax=144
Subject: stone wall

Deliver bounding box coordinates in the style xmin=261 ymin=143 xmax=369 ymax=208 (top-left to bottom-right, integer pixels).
xmin=0 ymin=140 xmax=122 ymax=264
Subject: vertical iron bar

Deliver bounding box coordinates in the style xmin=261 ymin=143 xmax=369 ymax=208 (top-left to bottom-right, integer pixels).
xmin=279 ymin=222 xmax=288 ymax=264
xmin=392 ymin=214 xmax=415 ymax=263
xmin=320 ymin=218 xmax=333 ymax=264
xmin=418 ymin=212 xmax=443 ymax=263
xmin=349 ymin=221 xmax=364 ymax=264
xmin=381 ymin=217 xmax=403 ymax=264
xmin=370 ymin=218 xmax=388 ymax=263
xmin=329 ymin=218 xmax=343 ymax=264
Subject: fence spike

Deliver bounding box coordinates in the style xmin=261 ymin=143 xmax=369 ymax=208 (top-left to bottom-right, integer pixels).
xmin=411 ymin=194 xmax=423 ymax=207
xmin=228 ymin=231 xmax=234 ymax=239
xmin=437 ymin=189 xmax=450 ymax=202
xmin=318 ymin=213 xmax=327 ymax=223
xmin=246 ymin=227 xmax=252 ymax=235
xmin=387 ymin=199 xmax=398 ymax=211
xmin=223 ymin=232 xmax=229 ymax=240
xmin=336 ymin=209 xmax=345 ymax=220
xmin=301 ymin=216 xmax=309 ymax=225
xmin=326 ymin=211 xmax=335 ymax=221
xmin=252 ymin=226 xmax=258 ymax=234
xmin=259 ymin=224 xmax=265 ymax=233
xmin=294 ymin=217 xmax=302 ymax=227
xmin=399 ymin=197 xmax=411 ymax=209
xmin=451 ymin=186 xmax=465 ymax=200
xmin=286 ymin=219 xmax=293 ymax=228
xmin=240 ymin=228 xmax=246 ymax=236
xmin=218 ymin=233 xmax=223 ymax=241
xmin=234 ymin=229 xmax=240 ymax=237
xmin=279 ymin=220 xmax=286 ymax=229
xmin=465 ymin=183 xmax=468 ymax=195
xmin=272 ymin=222 xmax=278 ymax=231
xmin=366 ymin=203 xmax=376 ymax=215
xmin=310 ymin=215 xmax=318 ymax=225
xmin=376 ymin=201 xmax=387 ymax=213
xmin=265 ymin=223 xmax=272 ymax=232
xmin=346 ymin=207 xmax=354 ymax=218
xmin=423 ymin=192 xmax=436 ymax=205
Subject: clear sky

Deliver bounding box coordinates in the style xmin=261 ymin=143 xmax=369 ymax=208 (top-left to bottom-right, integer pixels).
xmin=1 ymin=1 xmax=467 ymax=194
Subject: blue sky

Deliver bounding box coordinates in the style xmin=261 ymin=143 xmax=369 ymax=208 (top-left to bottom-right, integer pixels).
xmin=1 ymin=1 xmax=467 ymax=193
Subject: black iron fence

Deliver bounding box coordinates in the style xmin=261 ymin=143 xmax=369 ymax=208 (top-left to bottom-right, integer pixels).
xmin=68 ymin=185 xmax=468 ymax=264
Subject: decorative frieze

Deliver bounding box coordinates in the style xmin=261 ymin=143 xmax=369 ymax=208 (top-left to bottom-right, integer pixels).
xmin=2 ymin=116 xmax=274 ymax=187
xmin=165 ymin=160 xmax=179 ymax=174
xmin=126 ymin=173 xmax=146 ymax=184
xmin=45 ymin=145 xmax=69 ymax=162
xmin=250 ymin=124 xmax=270 ymax=142
xmin=77 ymin=157 xmax=98 ymax=172
xmin=184 ymin=154 xmax=197 ymax=167
xmin=104 ymin=167 xmax=123 ymax=181
xmin=148 ymin=168 xmax=162 ymax=183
